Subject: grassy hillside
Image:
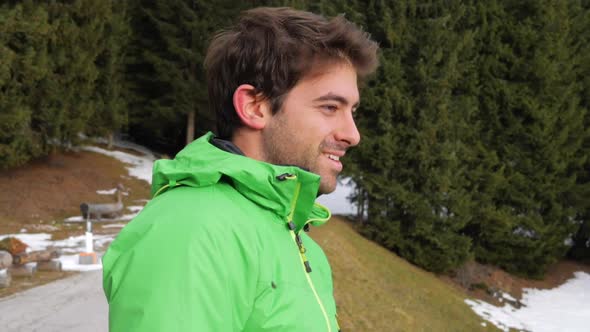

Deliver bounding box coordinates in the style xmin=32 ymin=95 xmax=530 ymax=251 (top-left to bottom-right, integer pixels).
xmin=310 ymin=217 xmax=497 ymax=332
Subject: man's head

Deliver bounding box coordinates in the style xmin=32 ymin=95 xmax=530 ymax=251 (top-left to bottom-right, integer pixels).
xmin=205 ymin=7 xmax=379 ymax=193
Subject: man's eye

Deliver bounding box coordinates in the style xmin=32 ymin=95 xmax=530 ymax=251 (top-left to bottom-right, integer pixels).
xmin=321 ymin=105 xmax=338 ymax=112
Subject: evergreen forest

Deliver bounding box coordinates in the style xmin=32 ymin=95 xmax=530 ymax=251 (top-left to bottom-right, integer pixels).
xmin=1 ymin=0 xmax=589 ymax=277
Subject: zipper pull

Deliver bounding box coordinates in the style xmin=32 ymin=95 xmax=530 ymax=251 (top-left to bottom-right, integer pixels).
xmin=303 ymin=260 xmax=312 ymax=273
xmin=276 ymin=173 xmax=294 ymax=181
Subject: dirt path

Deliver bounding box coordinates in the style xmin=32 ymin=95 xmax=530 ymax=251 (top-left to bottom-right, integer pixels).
xmin=0 ymin=270 xmax=107 ymax=332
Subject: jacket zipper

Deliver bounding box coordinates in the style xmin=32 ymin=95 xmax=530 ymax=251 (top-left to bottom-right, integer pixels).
xmin=284 ymin=176 xmax=332 ymax=332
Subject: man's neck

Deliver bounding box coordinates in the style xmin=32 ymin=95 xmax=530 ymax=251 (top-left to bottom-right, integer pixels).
xmin=230 ymin=130 xmax=266 ymax=161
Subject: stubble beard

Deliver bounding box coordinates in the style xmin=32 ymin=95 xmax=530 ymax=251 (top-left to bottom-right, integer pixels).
xmin=262 ymin=119 xmax=339 ymax=195
xmin=261 ymin=115 xmax=317 ymax=171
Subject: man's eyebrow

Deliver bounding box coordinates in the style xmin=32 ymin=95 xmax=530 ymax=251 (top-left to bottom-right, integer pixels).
xmin=313 ymin=93 xmax=360 ymax=108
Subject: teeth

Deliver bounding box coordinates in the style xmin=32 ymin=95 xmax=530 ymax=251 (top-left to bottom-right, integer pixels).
xmin=326 ymin=154 xmax=340 ymax=161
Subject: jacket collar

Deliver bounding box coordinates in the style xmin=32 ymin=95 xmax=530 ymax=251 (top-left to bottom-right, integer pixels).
xmin=151 ymin=132 xmax=330 ymax=232
xmin=210 ymin=137 xmax=245 ymax=156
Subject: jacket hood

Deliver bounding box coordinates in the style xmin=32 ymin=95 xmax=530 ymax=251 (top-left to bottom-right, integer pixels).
xmin=151 ymin=132 xmax=331 ymax=231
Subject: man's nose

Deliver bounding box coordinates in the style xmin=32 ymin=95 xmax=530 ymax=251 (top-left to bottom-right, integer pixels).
xmin=335 ymin=111 xmax=361 ymax=147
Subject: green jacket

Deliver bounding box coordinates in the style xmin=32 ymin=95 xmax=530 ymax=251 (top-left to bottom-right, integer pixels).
xmin=103 ymin=132 xmax=339 ymax=331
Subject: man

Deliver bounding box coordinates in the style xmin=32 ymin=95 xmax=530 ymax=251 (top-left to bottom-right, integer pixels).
xmin=103 ymin=7 xmax=378 ymax=331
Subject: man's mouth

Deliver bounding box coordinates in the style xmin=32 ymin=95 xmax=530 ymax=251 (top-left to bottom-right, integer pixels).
xmin=326 ymin=154 xmax=340 ymax=161
xmin=323 ymin=152 xmax=344 ymax=172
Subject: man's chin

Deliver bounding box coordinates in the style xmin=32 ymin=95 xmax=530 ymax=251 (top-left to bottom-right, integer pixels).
xmin=318 ymin=179 xmax=337 ymax=195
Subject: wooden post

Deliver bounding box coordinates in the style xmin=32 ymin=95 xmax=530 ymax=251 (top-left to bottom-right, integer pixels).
xmin=0 ymin=269 xmax=10 ymax=288
xmin=86 ymin=213 xmax=93 ymax=253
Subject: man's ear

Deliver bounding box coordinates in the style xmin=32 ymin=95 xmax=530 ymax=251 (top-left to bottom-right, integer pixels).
xmin=233 ymin=84 xmax=271 ymax=130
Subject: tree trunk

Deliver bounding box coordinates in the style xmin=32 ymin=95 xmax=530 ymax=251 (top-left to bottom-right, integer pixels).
xmin=186 ymin=110 xmax=195 ymax=145
xmin=357 ymin=187 xmax=366 ymax=224
xmin=107 ymin=131 xmax=114 ymax=150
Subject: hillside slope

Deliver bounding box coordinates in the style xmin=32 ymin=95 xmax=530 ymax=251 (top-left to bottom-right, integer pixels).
xmin=310 ymin=217 xmax=497 ymax=331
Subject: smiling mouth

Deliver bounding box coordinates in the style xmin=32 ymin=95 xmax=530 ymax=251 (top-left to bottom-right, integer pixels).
xmin=326 ymin=154 xmax=340 ymax=161
xmin=323 ymin=153 xmax=344 ymax=172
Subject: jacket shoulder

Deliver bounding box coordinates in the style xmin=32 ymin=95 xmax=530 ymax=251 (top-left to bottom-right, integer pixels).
xmin=155 ymin=183 xmax=267 ymax=223
xmin=103 ymin=183 xmax=263 ymax=331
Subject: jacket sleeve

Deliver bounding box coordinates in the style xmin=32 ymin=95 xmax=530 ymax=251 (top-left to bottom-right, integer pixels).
xmin=102 ymin=207 xmax=259 ymax=332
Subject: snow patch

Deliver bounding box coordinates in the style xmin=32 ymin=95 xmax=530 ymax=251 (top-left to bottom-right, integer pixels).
xmin=501 ymin=292 xmax=517 ymax=303
xmin=60 ymin=254 xmax=102 ymax=272
xmin=466 ymin=272 xmax=590 ymax=332
xmin=64 ymin=216 xmax=84 ymax=222
xmin=125 ymin=205 xmax=144 ymax=213
xmin=101 ymin=224 xmax=127 ymax=229
xmin=0 ymin=233 xmax=53 ymax=252
xmin=81 ymin=146 xmax=155 ymax=184
xmin=96 ymin=188 xmax=117 ymax=195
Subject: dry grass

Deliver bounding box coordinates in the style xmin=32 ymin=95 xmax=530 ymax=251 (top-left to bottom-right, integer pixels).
xmin=0 ymin=271 xmax=77 ymax=298
xmin=0 ymin=148 xmax=151 ymax=234
xmin=310 ymin=217 xmax=499 ymax=332
xmin=0 ymin=146 xmax=152 ymax=297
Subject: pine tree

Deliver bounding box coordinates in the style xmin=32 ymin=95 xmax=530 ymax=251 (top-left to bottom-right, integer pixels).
xmin=1 ymin=0 xmax=133 ymax=167
xmin=0 ymin=2 xmax=51 ymax=168
xmin=467 ymin=0 xmax=587 ymax=277
xmin=31 ymin=0 xmax=115 ymax=151
xmin=87 ymin=0 xmax=131 ymax=148
xmin=125 ymin=0 xmax=245 ymax=153
xmin=344 ymin=0 xmax=478 ymax=273
xmin=567 ymin=0 xmax=590 ymax=261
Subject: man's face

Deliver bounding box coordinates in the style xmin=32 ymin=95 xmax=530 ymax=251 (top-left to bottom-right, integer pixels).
xmin=262 ymin=62 xmax=361 ymax=194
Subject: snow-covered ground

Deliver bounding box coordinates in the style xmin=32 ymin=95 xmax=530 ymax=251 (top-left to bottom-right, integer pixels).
xmin=81 ymin=145 xmax=155 ymax=184
xmin=465 ymin=272 xmax=590 ymax=332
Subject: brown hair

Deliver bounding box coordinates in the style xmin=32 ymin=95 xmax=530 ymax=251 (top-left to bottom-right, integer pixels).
xmin=205 ymin=7 xmax=379 ymax=139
